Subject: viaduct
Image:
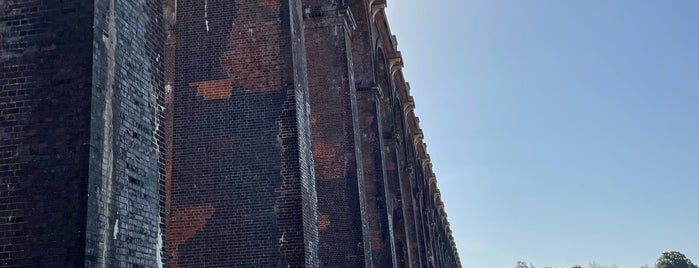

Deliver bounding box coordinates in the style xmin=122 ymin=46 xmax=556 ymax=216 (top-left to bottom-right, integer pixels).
xmin=0 ymin=0 xmax=461 ymax=267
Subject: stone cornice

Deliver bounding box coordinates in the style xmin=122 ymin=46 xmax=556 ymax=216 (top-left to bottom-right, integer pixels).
xmin=369 ymin=0 xmax=387 ymax=17
xmin=389 ymin=54 xmax=403 ymax=77
xmin=303 ymin=3 xmax=357 ymax=31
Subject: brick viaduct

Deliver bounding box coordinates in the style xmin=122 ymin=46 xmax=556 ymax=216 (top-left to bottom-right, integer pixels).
xmin=0 ymin=0 xmax=460 ymax=267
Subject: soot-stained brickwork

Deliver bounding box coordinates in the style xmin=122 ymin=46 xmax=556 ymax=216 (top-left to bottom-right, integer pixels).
xmin=85 ymin=0 xmax=165 ymax=266
xmin=303 ymin=3 xmax=371 ymax=267
xmin=0 ymin=1 xmax=94 ymax=266
xmin=1 ymin=0 xmax=164 ymax=267
xmin=167 ymin=0 xmax=318 ymax=267
xmin=2 ymin=0 xmax=461 ymax=267
xmin=357 ymin=88 xmax=395 ymax=268
xmin=298 ymin=0 xmax=462 ymax=266
xmin=296 ymin=1 xmax=462 ymax=266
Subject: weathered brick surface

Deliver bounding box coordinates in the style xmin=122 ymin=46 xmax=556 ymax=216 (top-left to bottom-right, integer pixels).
xmin=167 ymin=0 xmax=318 ymax=267
xmin=348 ymin=0 xmax=374 ymax=82
xmin=395 ymin=109 xmax=423 ymax=267
xmin=368 ymin=47 xmax=413 ymax=268
xmin=303 ymin=6 xmax=369 ymax=267
xmin=350 ymin=0 xmax=399 ymax=266
xmin=1 ymin=0 xmax=164 ymax=267
xmin=84 ymin=0 xmax=165 ymax=266
xmin=0 ymin=1 xmax=94 ymax=266
xmin=1 ymin=0 xmax=462 ymax=267
xmin=357 ymin=89 xmax=394 ymax=268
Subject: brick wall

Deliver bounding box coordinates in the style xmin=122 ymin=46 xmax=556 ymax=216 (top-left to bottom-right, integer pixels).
xmin=166 ymin=0 xmax=318 ymax=267
xmin=0 ymin=1 xmax=94 ymax=266
xmin=350 ymin=0 xmax=398 ymax=266
xmin=302 ymin=4 xmax=370 ymax=266
xmin=85 ymin=0 xmax=165 ymax=266
xmin=1 ymin=0 xmax=463 ymax=267
xmin=356 ymin=89 xmax=395 ymax=267
xmin=0 ymin=0 xmax=164 ymax=267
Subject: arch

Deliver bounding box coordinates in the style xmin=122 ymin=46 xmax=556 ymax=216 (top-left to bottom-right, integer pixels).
xmin=375 ymin=47 xmax=391 ymax=98
xmin=348 ymin=0 xmax=376 ymax=82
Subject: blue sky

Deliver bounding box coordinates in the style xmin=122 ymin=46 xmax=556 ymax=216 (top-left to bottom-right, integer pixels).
xmin=385 ymin=1 xmax=699 ymax=267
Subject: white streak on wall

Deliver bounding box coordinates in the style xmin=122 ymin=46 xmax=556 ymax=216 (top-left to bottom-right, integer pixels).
xmin=99 ymin=0 xmax=117 ymax=266
xmin=113 ymin=219 xmax=119 ymax=239
xmin=204 ymin=0 xmax=209 ymax=32
xmin=149 ymin=84 xmax=163 ymax=154
xmin=157 ymin=216 xmax=163 ymax=268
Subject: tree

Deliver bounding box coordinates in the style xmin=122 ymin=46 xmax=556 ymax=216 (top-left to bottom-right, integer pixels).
xmin=655 ymin=251 xmax=697 ymax=268
xmin=588 ymin=263 xmax=619 ymax=268
xmin=516 ymin=261 xmax=536 ymax=268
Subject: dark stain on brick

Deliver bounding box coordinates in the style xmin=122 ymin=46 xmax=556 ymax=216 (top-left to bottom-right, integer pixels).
xmin=168 ymin=0 xmax=317 ymax=266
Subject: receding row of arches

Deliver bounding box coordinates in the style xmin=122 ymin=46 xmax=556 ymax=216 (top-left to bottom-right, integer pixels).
xmin=346 ymin=0 xmax=460 ymax=266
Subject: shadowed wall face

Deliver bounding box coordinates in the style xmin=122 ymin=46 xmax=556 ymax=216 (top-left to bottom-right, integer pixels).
xmin=168 ymin=0 xmax=317 ymax=267
xmin=0 ymin=0 xmax=164 ymax=267
xmin=356 ymin=89 xmax=395 ymax=268
xmin=0 ymin=1 xmax=94 ymax=266
xmin=349 ymin=1 xmax=397 ymax=266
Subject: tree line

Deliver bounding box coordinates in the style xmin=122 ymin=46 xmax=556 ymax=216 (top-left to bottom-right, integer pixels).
xmin=516 ymin=251 xmax=696 ymax=268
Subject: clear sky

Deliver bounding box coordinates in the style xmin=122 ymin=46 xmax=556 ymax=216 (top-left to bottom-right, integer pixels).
xmin=385 ymin=1 xmax=699 ymax=267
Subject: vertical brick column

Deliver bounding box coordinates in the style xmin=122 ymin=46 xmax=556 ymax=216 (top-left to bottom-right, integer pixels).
xmin=0 ymin=1 xmax=94 ymax=266
xmin=383 ymin=138 xmax=410 ymax=268
xmin=1 ymin=0 xmax=164 ymax=266
xmin=167 ymin=0 xmax=318 ymax=267
xmin=350 ymin=0 xmax=397 ymax=266
xmin=356 ymin=87 xmax=395 ymax=267
xmin=371 ymin=48 xmax=411 ymax=267
xmin=302 ymin=2 xmax=371 ymax=267
xmin=348 ymin=0 xmax=374 ymax=82
xmin=408 ymin=163 xmax=427 ymax=267
xmin=426 ymin=205 xmax=440 ymax=267
xmin=404 ymin=137 xmax=427 ymax=267
xmin=392 ymin=105 xmax=422 ymax=268
xmin=413 ymin=172 xmax=431 ymax=267
xmin=161 ymin=0 xmax=176 ymax=266
xmin=85 ymin=0 xmax=165 ymax=266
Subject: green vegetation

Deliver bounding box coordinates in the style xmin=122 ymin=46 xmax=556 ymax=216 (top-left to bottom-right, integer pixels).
xmin=655 ymin=251 xmax=697 ymax=268
xmin=515 ymin=251 xmax=696 ymax=268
